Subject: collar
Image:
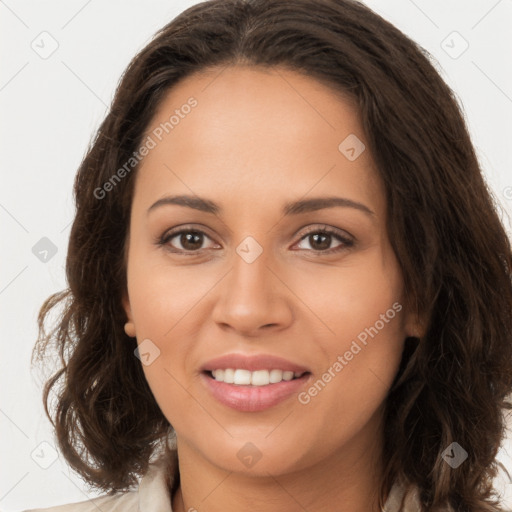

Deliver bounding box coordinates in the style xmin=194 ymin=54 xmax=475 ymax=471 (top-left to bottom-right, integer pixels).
xmin=138 ymin=437 xmax=179 ymax=511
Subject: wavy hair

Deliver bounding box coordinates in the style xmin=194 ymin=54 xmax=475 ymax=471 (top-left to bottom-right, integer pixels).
xmin=32 ymin=0 xmax=512 ymax=510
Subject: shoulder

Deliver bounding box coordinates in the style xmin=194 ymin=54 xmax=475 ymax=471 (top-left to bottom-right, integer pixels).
xmin=21 ymin=443 xmax=179 ymax=512
xmin=384 ymin=476 xmax=512 ymax=512
xmin=20 ymin=490 xmax=138 ymax=512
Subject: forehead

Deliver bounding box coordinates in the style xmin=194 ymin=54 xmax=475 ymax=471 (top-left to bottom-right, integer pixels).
xmin=134 ymin=65 xmax=383 ymax=217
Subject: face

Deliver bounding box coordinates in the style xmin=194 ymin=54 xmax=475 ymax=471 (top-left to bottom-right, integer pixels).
xmin=123 ymin=65 xmax=419 ymax=477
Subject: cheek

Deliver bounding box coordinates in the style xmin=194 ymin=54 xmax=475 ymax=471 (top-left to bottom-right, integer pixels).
xmin=294 ymin=317 xmax=405 ymax=460
xmin=290 ymin=247 xmax=405 ymax=344
xmin=127 ymin=278 xmax=195 ymax=430
xmin=125 ymin=253 xmax=229 ymax=417
xmin=127 ymin=252 xmax=219 ymax=337
xmin=293 ymin=252 xmax=406 ymax=425
xmin=125 ymin=256 xmax=197 ymax=393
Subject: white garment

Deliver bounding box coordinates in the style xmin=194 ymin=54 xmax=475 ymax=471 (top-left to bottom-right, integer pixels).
xmin=21 ymin=450 xmax=422 ymax=512
xmin=22 ymin=454 xmax=172 ymax=512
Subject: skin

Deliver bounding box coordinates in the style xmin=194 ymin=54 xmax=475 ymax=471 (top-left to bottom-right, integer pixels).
xmin=122 ymin=65 xmax=422 ymax=512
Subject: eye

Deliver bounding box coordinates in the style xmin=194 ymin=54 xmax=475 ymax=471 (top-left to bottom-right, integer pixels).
xmin=158 ymin=227 xmax=220 ymax=253
xmin=293 ymin=225 xmax=354 ymax=254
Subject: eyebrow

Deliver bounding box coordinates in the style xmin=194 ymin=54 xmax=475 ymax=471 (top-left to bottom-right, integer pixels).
xmin=147 ymin=194 xmax=375 ymax=217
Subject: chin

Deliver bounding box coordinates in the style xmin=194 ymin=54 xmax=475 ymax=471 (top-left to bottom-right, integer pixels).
xmin=202 ymin=434 xmax=314 ymax=477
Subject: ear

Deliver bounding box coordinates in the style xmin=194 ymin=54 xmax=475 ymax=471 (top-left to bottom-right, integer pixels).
xmin=122 ymin=290 xmax=136 ymax=338
xmin=403 ymin=306 xmax=427 ymax=339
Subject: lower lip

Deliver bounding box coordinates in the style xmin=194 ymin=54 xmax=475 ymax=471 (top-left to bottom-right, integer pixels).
xmin=201 ymin=372 xmax=311 ymax=412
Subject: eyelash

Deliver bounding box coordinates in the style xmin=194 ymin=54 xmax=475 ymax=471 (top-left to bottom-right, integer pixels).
xmin=155 ymin=224 xmax=354 ymax=256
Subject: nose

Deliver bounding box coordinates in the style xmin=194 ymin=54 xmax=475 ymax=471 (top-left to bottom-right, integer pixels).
xmin=211 ymin=245 xmax=294 ymax=337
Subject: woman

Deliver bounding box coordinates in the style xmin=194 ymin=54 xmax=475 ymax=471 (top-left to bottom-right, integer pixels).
xmin=28 ymin=0 xmax=512 ymax=511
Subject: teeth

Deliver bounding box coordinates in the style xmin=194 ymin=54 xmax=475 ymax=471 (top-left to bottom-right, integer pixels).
xmin=211 ymin=369 xmax=304 ymax=386
xmin=269 ymin=369 xmax=283 ymax=384
xmin=251 ymin=370 xmax=270 ymax=386
xmin=234 ymin=369 xmax=252 ymax=385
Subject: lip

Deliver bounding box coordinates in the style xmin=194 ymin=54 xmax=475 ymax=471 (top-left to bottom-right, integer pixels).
xmin=200 ymin=353 xmax=311 ymax=412
xmin=200 ymin=353 xmax=310 ymax=373
xmin=201 ymin=372 xmax=311 ymax=412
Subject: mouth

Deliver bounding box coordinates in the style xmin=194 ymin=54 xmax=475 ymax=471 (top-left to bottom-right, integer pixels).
xmin=200 ymin=353 xmax=312 ymax=412
xmin=201 ymin=368 xmax=312 ymax=412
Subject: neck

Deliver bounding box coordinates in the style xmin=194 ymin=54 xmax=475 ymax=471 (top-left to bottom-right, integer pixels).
xmin=171 ymin=412 xmax=386 ymax=512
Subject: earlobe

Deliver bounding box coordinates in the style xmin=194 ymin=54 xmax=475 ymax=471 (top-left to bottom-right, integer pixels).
xmin=403 ymin=304 xmax=427 ymax=340
xmin=122 ymin=293 xmax=136 ymax=338
xmin=124 ymin=321 xmax=136 ymax=338
xmin=405 ymin=314 xmax=426 ymax=340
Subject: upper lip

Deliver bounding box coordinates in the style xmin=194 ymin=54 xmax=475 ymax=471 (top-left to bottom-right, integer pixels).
xmin=201 ymin=353 xmax=310 ymax=373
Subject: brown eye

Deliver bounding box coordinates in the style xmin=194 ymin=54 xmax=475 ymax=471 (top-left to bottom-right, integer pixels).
xmin=294 ymin=226 xmax=354 ymax=254
xmin=176 ymin=231 xmax=204 ymax=251
xmin=305 ymin=232 xmax=334 ymax=251
xmin=160 ymin=229 xmax=218 ymax=253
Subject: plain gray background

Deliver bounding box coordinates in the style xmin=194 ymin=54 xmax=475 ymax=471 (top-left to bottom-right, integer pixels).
xmin=1 ymin=0 xmax=512 ymax=510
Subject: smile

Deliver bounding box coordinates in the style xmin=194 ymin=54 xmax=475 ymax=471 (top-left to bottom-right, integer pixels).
xmin=209 ymin=368 xmax=306 ymax=386
xmin=202 ymin=370 xmax=311 ymax=412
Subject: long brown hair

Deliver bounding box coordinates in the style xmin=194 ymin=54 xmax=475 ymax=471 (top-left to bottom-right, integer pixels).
xmin=32 ymin=0 xmax=512 ymax=510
